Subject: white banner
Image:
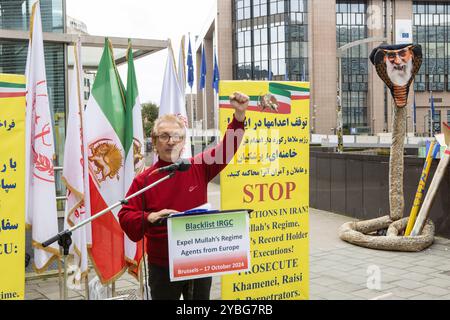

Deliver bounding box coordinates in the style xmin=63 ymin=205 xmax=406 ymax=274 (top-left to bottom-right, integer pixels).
xmin=167 ymin=210 xmax=251 ymax=281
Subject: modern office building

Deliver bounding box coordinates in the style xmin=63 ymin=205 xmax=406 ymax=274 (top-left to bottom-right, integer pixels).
xmin=194 ymin=0 xmax=450 ymax=136
xmin=66 ymin=15 xmax=88 ymax=34
xmin=0 ymin=0 xmax=167 ymax=206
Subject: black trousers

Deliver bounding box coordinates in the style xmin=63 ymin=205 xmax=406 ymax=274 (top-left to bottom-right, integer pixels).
xmin=149 ymin=264 xmax=212 ymax=300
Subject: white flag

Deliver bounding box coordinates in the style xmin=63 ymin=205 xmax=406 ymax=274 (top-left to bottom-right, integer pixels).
xmin=159 ymin=39 xmax=192 ymax=158
xmin=25 ymin=1 xmax=59 ymax=272
xmin=62 ymin=38 xmax=89 ymax=289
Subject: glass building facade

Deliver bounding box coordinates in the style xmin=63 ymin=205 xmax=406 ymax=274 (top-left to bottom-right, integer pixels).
xmin=413 ymin=1 xmax=450 ymax=133
xmin=336 ymin=0 xmax=368 ymax=131
xmin=413 ymin=1 xmax=449 ymax=92
xmin=233 ymin=0 xmax=308 ymax=81
xmin=0 ymin=0 xmax=66 ymax=204
xmin=0 ymin=0 xmax=63 ymax=32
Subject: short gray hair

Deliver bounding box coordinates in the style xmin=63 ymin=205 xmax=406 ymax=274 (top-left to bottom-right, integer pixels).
xmin=151 ymin=114 xmax=186 ymax=145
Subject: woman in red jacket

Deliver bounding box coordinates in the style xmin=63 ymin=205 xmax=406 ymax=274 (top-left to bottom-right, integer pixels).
xmin=118 ymin=92 xmax=249 ymax=300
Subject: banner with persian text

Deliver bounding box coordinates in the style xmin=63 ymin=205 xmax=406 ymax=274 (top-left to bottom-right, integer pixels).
xmin=219 ymin=81 xmax=309 ymax=300
xmin=0 ymin=74 xmax=26 ymax=300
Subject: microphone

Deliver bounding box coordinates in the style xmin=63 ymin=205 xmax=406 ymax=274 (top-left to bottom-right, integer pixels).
xmin=156 ymin=159 xmax=191 ymax=174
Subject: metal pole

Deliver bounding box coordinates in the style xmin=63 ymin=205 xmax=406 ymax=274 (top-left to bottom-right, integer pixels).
xmin=424 ymin=114 xmax=428 ymax=136
xmin=312 ymin=104 xmax=316 ymax=133
xmin=139 ymin=262 xmax=144 ymax=299
xmin=74 ymin=173 xmax=174 ymax=232
xmin=429 ymin=73 xmax=434 ymax=137
xmin=413 ymin=94 xmax=417 ymax=136
xmin=190 ymin=86 xmax=194 ymax=151
xmin=430 ymin=89 xmax=433 ymax=137
xmin=337 ymin=56 xmax=344 ymax=153
xmin=58 ymin=255 xmax=63 ymax=300
xmin=214 ymin=88 xmax=219 ymax=144
xmin=63 ymin=255 xmax=68 ymax=299
xmin=85 ymin=272 xmax=90 ymax=300
xmin=203 ymin=87 xmax=207 ymax=148
xmin=42 ymin=173 xmax=176 ymax=249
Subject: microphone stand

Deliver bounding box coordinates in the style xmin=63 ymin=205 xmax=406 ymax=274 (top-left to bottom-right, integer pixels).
xmin=42 ymin=171 xmax=176 ymax=300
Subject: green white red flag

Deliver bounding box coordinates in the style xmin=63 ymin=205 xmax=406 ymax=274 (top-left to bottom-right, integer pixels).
xmin=84 ymin=38 xmax=127 ymax=284
xmin=124 ymin=40 xmax=145 ymax=278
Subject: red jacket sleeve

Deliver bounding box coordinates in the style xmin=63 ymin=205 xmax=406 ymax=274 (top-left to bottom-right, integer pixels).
xmin=194 ymin=114 xmax=245 ymax=182
xmin=118 ymin=176 xmax=151 ymax=242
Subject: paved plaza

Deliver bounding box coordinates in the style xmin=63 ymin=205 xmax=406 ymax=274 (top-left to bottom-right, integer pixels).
xmin=25 ymin=183 xmax=450 ymax=300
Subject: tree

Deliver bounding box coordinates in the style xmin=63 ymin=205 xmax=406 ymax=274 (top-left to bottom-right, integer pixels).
xmin=141 ymin=102 xmax=159 ymax=138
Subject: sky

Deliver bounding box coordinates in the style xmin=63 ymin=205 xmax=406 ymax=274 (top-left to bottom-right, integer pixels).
xmin=66 ymin=0 xmax=215 ymax=104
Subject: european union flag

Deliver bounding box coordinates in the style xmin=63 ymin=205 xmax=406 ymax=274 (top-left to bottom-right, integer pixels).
xmin=200 ymin=44 xmax=206 ymax=90
xmin=187 ymin=37 xmax=194 ymax=89
xmin=212 ymin=51 xmax=220 ymax=93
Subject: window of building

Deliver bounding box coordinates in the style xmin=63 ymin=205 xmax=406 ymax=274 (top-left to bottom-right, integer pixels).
xmin=429 ymin=109 xmax=441 ymax=133
xmin=413 ymin=1 xmax=450 ymax=92
xmin=0 ymin=0 xmax=66 ymax=206
xmin=336 ymin=0 xmax=368 ymax=130
xmin=233 ymin=0 xmax=308 ymax=81
xmin=0 ymin=40 xmax=65 ymax=201
xmin=0 ymin=0 xmax=64 ymax=33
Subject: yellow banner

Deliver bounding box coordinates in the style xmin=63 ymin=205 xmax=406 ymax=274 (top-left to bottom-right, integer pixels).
xmin=220 ymin=81 xmax=309 ymax=300
xmin=0 ymin=73 xmax=26 ymax=300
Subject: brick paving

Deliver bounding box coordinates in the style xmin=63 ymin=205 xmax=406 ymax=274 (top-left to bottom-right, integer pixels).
xmin=24 ymin=183 xmax=450 ymax=300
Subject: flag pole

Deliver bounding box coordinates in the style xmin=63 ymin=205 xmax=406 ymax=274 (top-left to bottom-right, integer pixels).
xmin=413 ymin=94 xmax=417 ymax=136
xmin=63 ymin=252 xmax=69 ymax=299
xmin=215 ymin=88 xmax=219 ymax=144
xmin=85 ymin=272 xmax=90 ymax=299
xmin=57 ymin=255 xmax=64 ymax=299
xmin=190 ymin=86 xmax=195 ymax=149
xmin=203 ymin=88 xmax=207 ymax=148
xmin=429 ymin=74 xmax=434 ymax=137
xmin=139 ymin=262 xmax=144 ymax=299
xmin=200 ymin=43 xmax=207 ymax=148
xmin=212 ymin=50 xmax=220 ymax=144
xmin=188 ymin=32 xmax=195 ymax=150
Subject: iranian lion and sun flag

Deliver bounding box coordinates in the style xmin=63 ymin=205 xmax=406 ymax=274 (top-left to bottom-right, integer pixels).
xmin=26 ymin=1 xmax=146 ymax=284
xmin=84 ymin=39 xmax=145 ymax=283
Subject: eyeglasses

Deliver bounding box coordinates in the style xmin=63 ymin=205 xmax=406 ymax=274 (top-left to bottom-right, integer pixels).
xmin=385 ymin=47 xmax=411 ymax=60
xmin=156 ymin=133 xmax=184 ymax=143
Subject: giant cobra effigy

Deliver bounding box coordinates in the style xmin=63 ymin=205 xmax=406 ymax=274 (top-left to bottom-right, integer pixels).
xmin=338 ymin=43 xmax=448 ymax=251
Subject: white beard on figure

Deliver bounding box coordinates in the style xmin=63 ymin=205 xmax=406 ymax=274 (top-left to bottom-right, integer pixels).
xmin=386 ymin=58 xmax=413 ymax=86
